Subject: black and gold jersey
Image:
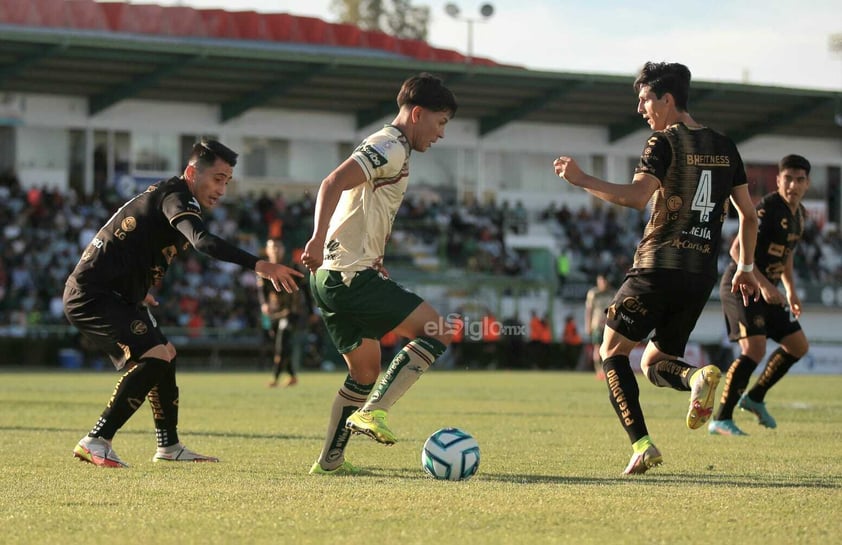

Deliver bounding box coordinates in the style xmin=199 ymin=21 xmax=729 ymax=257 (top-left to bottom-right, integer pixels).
xmin=753 ymin=192 xmax=804 ymax=283
xmin=632 ymin=122 xmax=747 ymax=278
xmin=257 ymin=271 xmax=311 ymax=322
xmin=67 ymin=176 xmax=203 ymax=304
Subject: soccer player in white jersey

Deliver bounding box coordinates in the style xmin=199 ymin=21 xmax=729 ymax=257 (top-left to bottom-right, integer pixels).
xmin=301 ymin=73 xmax=458 ymax=475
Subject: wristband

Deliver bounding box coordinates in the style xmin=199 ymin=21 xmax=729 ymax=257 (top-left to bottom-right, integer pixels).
xmin=737 ymin=263 xmax=754 ymax=273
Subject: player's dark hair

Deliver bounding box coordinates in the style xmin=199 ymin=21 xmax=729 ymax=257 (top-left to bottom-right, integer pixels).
xmin=633 ymin=62 xmax=691 ymax=111
xmin=189 ymin=139 xmax=238 ymax=169
xmin=397 ymin=72 xmax=458 ymax=116
xmin=779 ymin=154 xmax=811 ymax=175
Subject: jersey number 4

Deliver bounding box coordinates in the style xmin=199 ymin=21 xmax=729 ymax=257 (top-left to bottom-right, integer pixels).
xmin=691 ymin=169 xmax=715 ymax=222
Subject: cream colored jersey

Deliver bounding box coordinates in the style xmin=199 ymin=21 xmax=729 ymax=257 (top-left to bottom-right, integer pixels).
xmin=321 ymin=125 xmax=410 ymax=274
xmin=586 ymin=287 xmax=614 ymax=332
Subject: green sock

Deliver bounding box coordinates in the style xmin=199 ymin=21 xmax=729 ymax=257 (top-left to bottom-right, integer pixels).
xmin=632 ymin=435 xmax=654 ymax=454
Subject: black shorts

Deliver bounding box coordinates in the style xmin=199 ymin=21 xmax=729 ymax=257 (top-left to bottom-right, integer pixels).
xmin=63 ymin=284 xmax=168 ymax=370
xmin=719 ymin=282 xmax=801 ymax=342
xmin=605 ymin=270 xmax=715 ymax=357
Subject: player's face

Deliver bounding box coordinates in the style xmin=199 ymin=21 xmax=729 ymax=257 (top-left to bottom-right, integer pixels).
xmin=266 ymin=240 xmax=284 ymax=263
xmin=637 ymin=86 xmax=670 ymax=131
xmin=776 ymin=167 xmax=809 ymax=209
xmin=189 ymin=158 xmax=233 ymax=209
xmin=412 ymin=107 xmax=451 ymax=152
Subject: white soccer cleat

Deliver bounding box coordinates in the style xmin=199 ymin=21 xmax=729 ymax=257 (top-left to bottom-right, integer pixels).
xmin=152 ymin=443 xmax=219 ymax=463
xmin=623 ymin=444 xmax=663 ymax=475
xmin=687 ymin=365 xmax=721 ymax=430
xmin=73 ymin=436 xmax=129 ymax=468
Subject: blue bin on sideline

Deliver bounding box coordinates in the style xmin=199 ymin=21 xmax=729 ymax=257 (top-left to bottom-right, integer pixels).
xmin=58 ymin=348 xmax=83 ymax=369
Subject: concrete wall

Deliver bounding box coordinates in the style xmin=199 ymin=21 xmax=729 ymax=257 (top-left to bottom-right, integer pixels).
xmin=8 ymin=92 xmax=841 ymax=209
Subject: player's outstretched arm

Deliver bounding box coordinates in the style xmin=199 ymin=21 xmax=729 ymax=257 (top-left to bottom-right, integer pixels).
xmin=255 ymin=260 xmax=304 ymax=293
xmin=174 ymin=215 xmax=302 ymax=292
xmin=554 ymin=156 xmax=658 ymax=210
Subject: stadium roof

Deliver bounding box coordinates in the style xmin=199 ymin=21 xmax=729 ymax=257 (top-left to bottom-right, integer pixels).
xmin=1 ymin=0 xmax=840 ymax=143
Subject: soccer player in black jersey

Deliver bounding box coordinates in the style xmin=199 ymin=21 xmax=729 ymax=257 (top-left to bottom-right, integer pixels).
xmin=65 ymin=139 xmax=303 ymax=467
xmin=260 ymin=239 xmax=311 ymax=388
xmin=554 ymin=62 xmax=760 ymax=474
xmin=709 ymin=154 xmax=811 ymax=436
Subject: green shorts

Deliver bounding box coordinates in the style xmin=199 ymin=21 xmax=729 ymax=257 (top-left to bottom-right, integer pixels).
xmin=310 ymin=268 xmax=423 ymax=354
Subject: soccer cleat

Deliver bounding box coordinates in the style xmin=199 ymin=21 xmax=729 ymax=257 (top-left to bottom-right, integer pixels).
xmin=308 ymin=460 xmax=362 ymax=476
xmin=345 ymin=409 xmax=397 ymax=445
xmin=708 ymin=419 xmax=748 ymax=436
xmin=687 ymin=365 xmax=721 ymax=430
xmin=73 ymin=436 xmax=128 ymax=468
xmin=152 ymin=444 xmax=220 ymax=462
xmin=623 ymin=444 xmax=663 ymax=475
xmin=282 ymin=376 xmax=298 ymax=387
xmin=738 ymin=394 xmax=777 ymax=429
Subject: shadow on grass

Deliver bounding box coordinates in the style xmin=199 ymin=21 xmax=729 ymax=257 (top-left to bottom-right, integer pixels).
xmin=479 ymin=472 xmax=841 ymax=489
xmin=348 ymin=467 xmax=841 ymax=489
xmin=0 ymin=425 xmax=322 ymax=442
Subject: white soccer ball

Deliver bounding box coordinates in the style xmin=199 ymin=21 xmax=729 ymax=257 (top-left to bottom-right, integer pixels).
xmin=421 ymin=427 xmax=480 ymax=481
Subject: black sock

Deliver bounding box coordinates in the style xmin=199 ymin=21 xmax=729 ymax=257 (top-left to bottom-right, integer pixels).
xmin=282 ymin=330 xmax=295 ymax=377
xmin=148 ymin=359 xmax=179 ymax=448
xmin=90 ymin=357 xmax=168 ymax=440
xmin=748 ymin=348 xmax=799 ymax=403
xmin=602 ymin=355 xmax=648 ymax=444
xmin=645 ymin=359 xmax=695 ymax=391
xmin=714 ymin=355 xmax=758 ymax=420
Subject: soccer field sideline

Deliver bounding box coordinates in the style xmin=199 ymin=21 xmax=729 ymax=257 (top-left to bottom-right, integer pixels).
xmin=1 ymin=370 xmax=840 ymax=545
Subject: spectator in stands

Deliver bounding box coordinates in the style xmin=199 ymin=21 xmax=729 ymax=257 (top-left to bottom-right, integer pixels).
xmin=302 ymin=73 xmax=457 ymax=475
xmin=710 ymin=154 xmax=812 ymax=436
xmin=562 ymin=314 xmax=583 ymax=369
xmin=260 ymin=238 xmax=311 ymax=388
xmin=584 ymin=273 xmax=613 ymax=379
xmin=500 ymin=313 xmax=525 ymax=368
xmin=64 ymin=139 xmax=303 ymax=468
xmin=528 ymin=310 xmax=551 ymax=369
xmin=556 ymin=250 xmax=570 ymax=293
xmin=553 ymin=61 xmax=760 ymax=474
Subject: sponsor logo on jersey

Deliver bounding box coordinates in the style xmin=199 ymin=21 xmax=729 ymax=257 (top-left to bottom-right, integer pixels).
xmin=121 ymin=217 xmax=137 ymax=232
xmin=685 ymin=154 xmax=731 ymax=167
xmin=671 ymin=238 xmax=713 ymax=254
xmin=151 ymin=265 xmax=165 ymax=284
xmin=325 ymin=239 xmax=341 ymax=261
xmin=621 ymin=296 xmax=648 ymax=316
xmin=667 ymin=195 xmax=683 ymax=212
xmin=359 ymin=144 xmax=388 ymax=168
xmin=130 ymin=320 xmax=148 ymax=335
xmin=768 ymin=242 xmax=785 ymax=257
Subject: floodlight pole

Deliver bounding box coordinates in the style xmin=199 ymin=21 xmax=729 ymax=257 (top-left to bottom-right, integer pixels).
xmin=444 ymin=3 xmax=495 ymax=64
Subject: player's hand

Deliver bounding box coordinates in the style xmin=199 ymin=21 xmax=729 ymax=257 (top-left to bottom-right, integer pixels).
xmin=731 ymin=269 xmax=760 ymax=306
xmin=787 ymin=291 xmax=802 ymax=319
xmin=301 ymin=237 xmax=324 ymax=273
xmin=553 ymin=156 xmax=585 ymax=186
xmin=143 ymin=293 xmax=159 ymax=307
xmin=759 ymin=284 xmax=785 ymax=306
xmin=255 ymin=260 xmax=304 ymax=293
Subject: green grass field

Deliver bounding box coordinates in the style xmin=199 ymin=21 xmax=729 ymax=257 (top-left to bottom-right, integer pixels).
xmin=1 ymin=370 xmax=840 ymax=545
